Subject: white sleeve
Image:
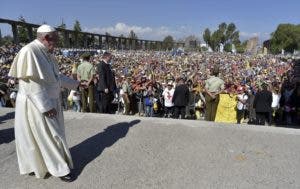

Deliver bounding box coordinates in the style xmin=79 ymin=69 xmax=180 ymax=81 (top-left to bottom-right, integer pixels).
xmin=26 ymin=79 xmax=54 ymax=113
xmin=59 ymin=74 xmax=79 ymax=90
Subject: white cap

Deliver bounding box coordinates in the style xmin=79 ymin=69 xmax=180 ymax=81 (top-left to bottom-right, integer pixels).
xmin=37 ymin=24 xmax=56 ymax=33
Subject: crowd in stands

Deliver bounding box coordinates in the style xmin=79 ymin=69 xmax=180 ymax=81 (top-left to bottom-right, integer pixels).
xmin=1 ymin=44 xmax=299 ymax=126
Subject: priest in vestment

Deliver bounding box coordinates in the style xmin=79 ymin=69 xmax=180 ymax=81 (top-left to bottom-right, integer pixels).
xmin=8 ymin=25 xmax=79 ymax=182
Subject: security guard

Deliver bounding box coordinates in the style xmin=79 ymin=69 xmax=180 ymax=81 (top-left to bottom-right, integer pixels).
xmin=204 ymin=66 xmax=225 ymax=121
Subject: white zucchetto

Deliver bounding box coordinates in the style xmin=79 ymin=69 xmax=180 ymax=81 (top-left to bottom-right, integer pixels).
xmin=37 ymin=24 xmax=56 ymax=33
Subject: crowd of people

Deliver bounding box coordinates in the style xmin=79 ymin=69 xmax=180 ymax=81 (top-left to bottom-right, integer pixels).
xmin=3 ymin=23 xmax=298 ymax=183
xmin=1 ymin=43 xmax=300 ymax=126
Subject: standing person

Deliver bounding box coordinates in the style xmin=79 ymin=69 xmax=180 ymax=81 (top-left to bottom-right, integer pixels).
xmin=246 ymin=87 xmax=257 ymax=124
xmin=77 ymin=53 xmax=96 ymax=112
xmin=279 ymin=82 xmax=294 ymax=125
xmin=97 ymin=52 xmax=116 ymax=113
xmin=270 ymin=85 xmax=281 ymax=125
xmin=144 ymin=93 xmax=154 ymax=117
xmin=0 ymin=84 xmax=7 ymax=107
xmin=69 ymin=89 xmax=81 ymax=112
xmin=8 ymin=25 xmax=79 ymax=182
xmin=204 ymin=66 xmax=225 ymax=121
xmin=162 ymin=81 xmax=175 ymax=118
xmin=290 ymin=83 xmax=300 ymax=125
xmin=236 ymin=86 xmax=248 ymax=124
xmin=253 ymin=83 xmax=273 ymax=125
xmin=60 ymin=86 xmax=69 ymax=111
xmin=121 ymin=76 xmax=132 ymax=115
xmin=172 ymin=77 xmax=189 ymax=119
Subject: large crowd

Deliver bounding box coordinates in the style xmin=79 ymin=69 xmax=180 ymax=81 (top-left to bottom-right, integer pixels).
xmin=1 ymin=44 xmax=299 ymax=126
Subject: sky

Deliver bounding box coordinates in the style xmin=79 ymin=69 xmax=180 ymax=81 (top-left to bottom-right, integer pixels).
xmin=1 ymin=0 xmax=300 ymax=42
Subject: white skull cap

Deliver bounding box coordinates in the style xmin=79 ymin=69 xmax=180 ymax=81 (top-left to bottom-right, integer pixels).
xmin=37 ymin=24 xmax=56 ymax=33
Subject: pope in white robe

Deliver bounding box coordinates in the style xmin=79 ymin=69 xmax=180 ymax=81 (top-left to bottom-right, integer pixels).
xmin=8 ymin=25 xmax=79 ymax=180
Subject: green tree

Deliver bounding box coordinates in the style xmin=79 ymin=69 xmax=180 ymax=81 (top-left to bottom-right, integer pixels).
xmin=0 ymin=35 xmax=13 ymax=45
xmin=87 ymin=35 xmax=96 ymax=48
xmin=210 ymin=30 xmax=221 ymax=51
xmin=128 ymin=30 xmax=138 ymax=39
xmin=32 ymin=28 xmax=37 ymax=40
xmin=128 ymin=30 xmax=138 ymax=49
xmin=225 ymin=23 xmax=240 ymax=45
xmin=58 ymin=19 xmax=66 ymax=29
xmin=73 ymin=20 xmax=83 ymax=47
xmin=236 ymin=40 xmax=247 ymax=53
xmin=104 ymin=32 xmax=117 ymax=49
xmin=57 ymin=19 xmax=66 ymax=47
xmin=18 ymin=16 xmax=29 ymax=43
xmin=224 ymin=43 xmax=232 ymax=52
xmin=218 ymin=22 xmax=227 ymax=43
xmin=270 ymin=24 xmax=300 ymax=54
xmin=148 ymin=42 xmax=158 ymax=51
xmin=203 ymin=28 xmax=211 ymax=46
xmin=73 ymin=20 xmax=82 ymax=32
xmin=118 ymin=34 xmax=126 ymax=49
xmin=204 ymin=22 xmax=241 ymax=52
xmin=163 ymin=35 xmax=174 ymax=50
xmin=201 ymin=46 xmax=208 ymax=52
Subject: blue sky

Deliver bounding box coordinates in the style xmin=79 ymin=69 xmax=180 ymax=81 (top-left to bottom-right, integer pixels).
xmin=1 ymin=0 xmax=300 ymax=42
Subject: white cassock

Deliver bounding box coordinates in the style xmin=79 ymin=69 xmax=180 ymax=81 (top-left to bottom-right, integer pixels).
xmin=8 ymin=39 xmax=79 ymax=178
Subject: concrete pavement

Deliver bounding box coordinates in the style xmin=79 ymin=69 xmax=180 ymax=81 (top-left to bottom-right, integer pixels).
xmin=1 ymin=108 xmax=300 ymax=189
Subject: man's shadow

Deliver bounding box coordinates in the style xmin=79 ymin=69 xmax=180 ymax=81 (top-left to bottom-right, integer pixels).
xmin=0 ymin=112 xmax=15 ymax=124
xmin=0 ymin=128 xmax=14 ymax=144
xmin=70 ymin=119 xmax=140 ymax=178
xmin=0 ymin=112 xmax=15 ymax=144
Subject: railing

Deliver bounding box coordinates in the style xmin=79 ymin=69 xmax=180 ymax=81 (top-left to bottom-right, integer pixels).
xmin=0 ymin=18 xmax=184 ymax=50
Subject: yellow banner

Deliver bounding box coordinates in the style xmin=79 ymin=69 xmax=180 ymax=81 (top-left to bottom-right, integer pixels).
xmin=215 ymin=94 xmax=238 ymax=123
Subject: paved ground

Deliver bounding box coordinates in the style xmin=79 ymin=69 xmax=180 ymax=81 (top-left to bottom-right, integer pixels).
xmin=1 ymin=108 xmax=300 ymax=189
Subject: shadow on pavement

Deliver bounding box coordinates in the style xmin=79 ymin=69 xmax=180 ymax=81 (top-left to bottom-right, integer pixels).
xmin=70 ymin=119 xmax=141 ymax=178
xmin=0 ymin=112 xmax=15 ymax=144
xmin=0 ymin=128 xmax=14 ymax=144
xmin=0 ymin=111 xmax=15 ymax=124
